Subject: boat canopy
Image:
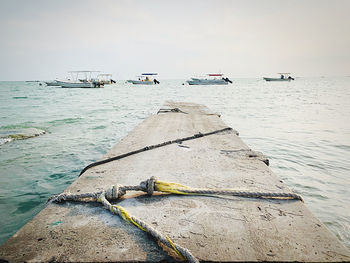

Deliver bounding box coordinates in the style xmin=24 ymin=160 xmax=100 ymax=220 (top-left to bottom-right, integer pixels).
xmin=277 ymin=73 xmax=291 ymax=76
xmin=67 ymin=71 xmax=100 ymax=82
xmin=142 ymin=73 xmax=158 ymax=76
xmin=97 ymin=73 xmax=113 ymax=81
xmin=98 ymin=73 xmax=112 ymax=77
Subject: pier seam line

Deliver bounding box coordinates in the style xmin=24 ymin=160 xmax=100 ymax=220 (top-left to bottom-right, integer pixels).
xmin=157 ymin=108 xmax=188 ymax=114
xmin=79 ymin=127 xmax=236 ymax=176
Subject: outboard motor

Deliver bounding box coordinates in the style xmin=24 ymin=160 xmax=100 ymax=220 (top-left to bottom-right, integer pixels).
xmin=223 ymin=77 xmax=232 ymax=83
xmin=154 ymin=79 xmax=160 ymax=84
xmin=111 ymin=79 xmax=116 ymax=84
xmin=94 ymin=81 xmax=104 ymax=88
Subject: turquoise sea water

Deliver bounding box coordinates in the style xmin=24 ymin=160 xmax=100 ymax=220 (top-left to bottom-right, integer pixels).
xmin=0 ymin=78 xmax=349 ymax=248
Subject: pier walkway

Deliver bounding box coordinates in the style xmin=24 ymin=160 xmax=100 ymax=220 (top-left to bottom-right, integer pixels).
xmin=1 ymin=102 xmax=349 ymax=262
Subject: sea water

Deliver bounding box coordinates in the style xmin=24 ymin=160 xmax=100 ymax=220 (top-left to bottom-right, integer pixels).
xmin=0 ymin=78 xmax=349 ymax=248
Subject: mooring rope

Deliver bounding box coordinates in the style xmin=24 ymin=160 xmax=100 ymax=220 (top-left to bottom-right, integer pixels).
xmin=97 ymin=191 xmax=198 ymax=263
xmin=49 ymin=177 xmax=303 ymax=262
xmin=157 ymin=108 xmax=221 ymax=118
xmin=79 ymin=127 xmax=234 ymax=176
xmin=157 ymin=108 xmax=188 ymax=114
xmin=49 ymin=177 xmax=304 ymax=203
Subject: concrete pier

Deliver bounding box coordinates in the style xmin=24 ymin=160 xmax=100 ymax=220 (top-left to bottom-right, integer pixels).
xmin=1 ymin=102 xmax=349 ymax=262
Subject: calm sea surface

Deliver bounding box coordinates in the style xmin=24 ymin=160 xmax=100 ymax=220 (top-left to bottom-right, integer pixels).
xmin=0 ymin=78 xmax=349 ymax=248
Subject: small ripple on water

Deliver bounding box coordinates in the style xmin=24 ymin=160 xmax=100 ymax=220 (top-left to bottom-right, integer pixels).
xmin=299 ymin=191 xmax=329 ymax=200
xmin=332 ymin=144 xmax=350 ymax=151
xmin=91 ymin=125 xmax=107 ymax=130
xmin=48 ymin=173 xmax=67 ymax=180
xmin=12 ymin=96 xmax=28 ymax=99
xmin=14 ymin=202 xmax=43 ymax=217
xmin=0 ymin=122 xmax=36 ymax=130
xmin=47 ymin=117 xmax=83 ymax=126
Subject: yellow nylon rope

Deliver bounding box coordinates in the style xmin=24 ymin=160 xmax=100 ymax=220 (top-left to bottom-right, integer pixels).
xmin=166 ymin=235 xmax=186 ymax=260
xmin=155 ymin=180 xmax=303 ymax=202
xmin=112 ymin=204 xmax=186 ymax=260
xmin=155 ymin=180 xmax=193 ymax=195
xmin=113 ymin=205 xmax=147 ymax=232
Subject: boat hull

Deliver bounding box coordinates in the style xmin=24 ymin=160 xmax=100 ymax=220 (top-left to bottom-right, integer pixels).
xmin=55 ymin=81 xmax=103 ymax=88
xmin=187 ymin=79 xmax=228 ymax=85
xmin=263 ymin=77 xmax=292 ymax=82
xmin=127 ymin=80 xmax=154 ymax=85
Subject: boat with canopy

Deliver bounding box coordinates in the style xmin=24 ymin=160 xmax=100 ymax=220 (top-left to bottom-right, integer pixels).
xmin=127 ymin=73 xmax=160 ymax=85
xmin=54 ymin=71 xmax=104 ymax=88
xmin=263 ymin=73 xmax=295 ymax=82
xmin=187 ymin=74 xmax=232 ymax=85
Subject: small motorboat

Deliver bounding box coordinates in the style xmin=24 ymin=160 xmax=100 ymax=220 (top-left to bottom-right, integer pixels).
xmin=127 ymin=73 xmax=160 ymax=85
xmin=55 ymin=80 xmax=103 ymax=88
xmin=187 ymin=74 xmax=232 ymax=85
xmin=263 ymin=73 xmax=295 ymax=81
xmin=52 ymin=71 xmax=104 ymax=88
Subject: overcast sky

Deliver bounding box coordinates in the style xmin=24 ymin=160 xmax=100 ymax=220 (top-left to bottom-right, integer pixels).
xmin=0 ymin=0 xmax=349 ymax=80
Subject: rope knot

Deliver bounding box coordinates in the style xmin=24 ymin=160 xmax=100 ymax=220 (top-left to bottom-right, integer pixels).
xmin=140 ymin=176 xmax=157 ymax=196
xmin=105 ymin=184 xmax=126 ymax=200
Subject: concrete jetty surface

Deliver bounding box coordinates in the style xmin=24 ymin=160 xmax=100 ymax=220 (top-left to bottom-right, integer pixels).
xmin=1 ymin=102 xmax=349 ymax=262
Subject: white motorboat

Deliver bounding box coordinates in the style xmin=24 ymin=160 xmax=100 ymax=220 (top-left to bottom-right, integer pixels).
xmin=55 ymin=80 xmax=103 ymax=88
xmin=127 ymin=73 xmax=160 ymax=85
xmin=56 ymin=71 xmax=104 ymax=88
xmin=263 ymin=73 xmax=295 ymax=81
xmin=187 ymin=74 xmax=232 ymax=85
